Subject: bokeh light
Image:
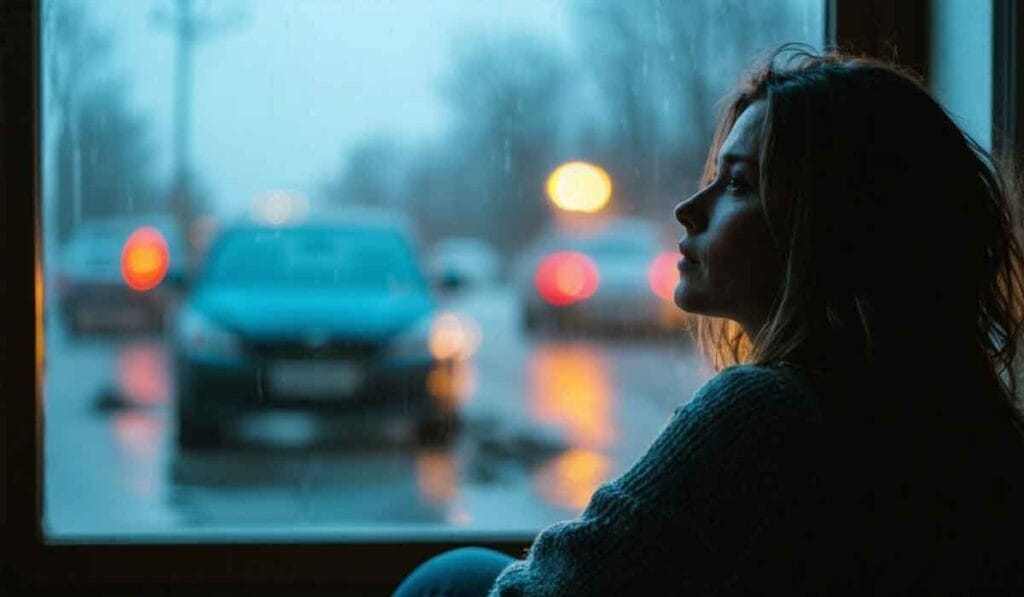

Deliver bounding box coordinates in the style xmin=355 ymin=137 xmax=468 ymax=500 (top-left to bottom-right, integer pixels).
xmin=250 ymin=190 xmax=310 ymax=226
xmin=648 ymin=251 xmax=679 ymax=301
xmin=429 ymin=311 xmax=482 ymax=361
xmin=121 ymin=227 xmax=170 ymax=292
xmin=534 ymin=448 xmax=611 ymax=511
xmin=535 ymin=252 xmax=599 ymax=306
xmin=546 ymin=161 xmax=612 ymax=213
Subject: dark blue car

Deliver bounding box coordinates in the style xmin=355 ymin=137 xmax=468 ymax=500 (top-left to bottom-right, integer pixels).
xmin=172 ymin=213 xmax=458 ymax=450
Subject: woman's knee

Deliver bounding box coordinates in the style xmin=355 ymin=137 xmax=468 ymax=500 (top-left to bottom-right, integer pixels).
xmin=393 ymin=547 xmax=515 ymax=597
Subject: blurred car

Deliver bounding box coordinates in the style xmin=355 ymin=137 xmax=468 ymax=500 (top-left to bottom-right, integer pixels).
xmin=427 ymin=236 xmax=502 ymax=293
xmin=54 ymin=214 xmax=188 ymax=335
xmin=172 ymin=211 xmax=460 ymax=450
xmin=514 ymin=216 xmax=689 ymax=334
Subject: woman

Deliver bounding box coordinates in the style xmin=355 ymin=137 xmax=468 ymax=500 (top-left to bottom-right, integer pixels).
xmin=395 ymin=46 xmax=1024 ymax=595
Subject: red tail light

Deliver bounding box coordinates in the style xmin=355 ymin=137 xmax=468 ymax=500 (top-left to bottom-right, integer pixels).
xmin=648 ymin=251 xmax=678 ymax=301
xmin=121 ymin=227 xmax=170 ymax=292
xmin=535 ymin=251 xmax=599 ymax=306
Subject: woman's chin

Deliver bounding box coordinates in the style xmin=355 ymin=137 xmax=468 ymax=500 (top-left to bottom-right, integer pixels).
xmin=674 ymin=284 xmax=717 ymax=319
xmin=673 ymin=284 xmax=700 ymax=314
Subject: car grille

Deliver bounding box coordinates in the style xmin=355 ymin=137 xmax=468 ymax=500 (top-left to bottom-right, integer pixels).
xmin=246 ymin=339 xmax=384 ymax=361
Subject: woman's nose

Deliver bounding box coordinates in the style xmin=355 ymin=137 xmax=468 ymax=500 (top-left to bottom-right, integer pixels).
xmin=674 ymin=190 xmax=703 ymax=233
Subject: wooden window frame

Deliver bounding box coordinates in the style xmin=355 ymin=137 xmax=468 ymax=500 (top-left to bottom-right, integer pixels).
xmin=1 ymin=1 xmax=966 ymax=593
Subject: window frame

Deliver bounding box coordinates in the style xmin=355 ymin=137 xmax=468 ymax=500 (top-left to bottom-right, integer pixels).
xmin=994 ymin=0 xmax=1022 ymax=162
xmin=1 ymin=0 xmax=969 ymax=592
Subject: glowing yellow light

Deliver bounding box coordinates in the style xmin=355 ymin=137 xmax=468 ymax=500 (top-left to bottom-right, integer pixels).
xmin=534 ymin=448 xmax=611 ymax=511
xmin=429 ymin=311 xmax=482 ymax=361
xmin=121 ymin=227 xmax=170 ymax=291
xmin=129 ymin=246 xmax=161 ymax=273
xmin=546 ymin=161 xmax=612 ymax=213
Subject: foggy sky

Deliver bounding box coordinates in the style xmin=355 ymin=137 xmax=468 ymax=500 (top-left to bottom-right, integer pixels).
xmin=83 ymin=0 xmax=572 ymax=218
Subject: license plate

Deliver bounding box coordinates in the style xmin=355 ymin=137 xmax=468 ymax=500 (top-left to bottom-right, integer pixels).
xmin=268 ymin=360 xmax=363 ymax=399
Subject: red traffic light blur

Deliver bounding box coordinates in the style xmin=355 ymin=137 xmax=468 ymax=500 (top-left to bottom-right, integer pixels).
xmin=121 ymin=227 xmax=170 ymax=292
xmin=535 ymin=251 xmax=599 ymax=306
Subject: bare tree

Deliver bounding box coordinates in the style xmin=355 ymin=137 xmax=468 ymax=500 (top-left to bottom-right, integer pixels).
xmin=572 ymin=0 xmax=806 ymax=219
xmin=320 ymin=136 xmax=409 ymax=209
xmin=435 ymin=34 xmax=569 ymax=255
xmin=44 ymin=1 xmax=158 ymax=244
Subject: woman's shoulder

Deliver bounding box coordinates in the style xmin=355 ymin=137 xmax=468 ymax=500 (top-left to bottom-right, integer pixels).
xmin=696 ymin=362 xmax=824 ymax=404
xmin=682 ymin=362 xmax=825 ymax=429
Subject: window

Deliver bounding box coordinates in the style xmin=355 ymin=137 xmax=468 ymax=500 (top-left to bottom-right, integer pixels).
xmin=39 ymin=0 xmax=824 ymax=543
xmin=12 ymin=0 xmax=996 ymax=591
xmin=930 ymin=0 xmax=993 ymax=149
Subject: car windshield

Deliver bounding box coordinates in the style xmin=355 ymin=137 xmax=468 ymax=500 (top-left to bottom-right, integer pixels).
xmin=204 ymin=227 xmax=426 ymax=291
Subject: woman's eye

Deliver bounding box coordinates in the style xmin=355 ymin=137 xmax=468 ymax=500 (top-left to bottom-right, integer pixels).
xmin=726 ymin=176 xmax=747 ymax=192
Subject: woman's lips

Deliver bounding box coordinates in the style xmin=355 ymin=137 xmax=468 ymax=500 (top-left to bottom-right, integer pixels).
xmin=677 ymin=241 xmax=699 ymax=269
xmin=677 ymin=256 xmax=699 ymax=270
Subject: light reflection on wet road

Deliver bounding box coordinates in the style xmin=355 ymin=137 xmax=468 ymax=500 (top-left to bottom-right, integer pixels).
xmin=529 ymin=344 xmax=615 ymax=449
xmin=44 ymin=287 xmax=709 ymax=538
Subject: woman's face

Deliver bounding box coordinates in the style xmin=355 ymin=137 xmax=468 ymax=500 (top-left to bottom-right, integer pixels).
xmin=673 ymin=101 xmax=782 ymax=337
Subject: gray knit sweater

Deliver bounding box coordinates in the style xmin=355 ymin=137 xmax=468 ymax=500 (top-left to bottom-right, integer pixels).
xmin=489 ymin=364 xmax=825 ymax=595
xmin=489 ymin=362 xmax=1024 ymax=594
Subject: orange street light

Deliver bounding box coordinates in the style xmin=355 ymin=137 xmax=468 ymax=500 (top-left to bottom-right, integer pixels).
xmin=546 ymin=161 xmax=612 ymax=214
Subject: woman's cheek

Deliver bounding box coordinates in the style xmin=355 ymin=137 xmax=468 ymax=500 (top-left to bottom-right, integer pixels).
xmin=706 ymin=207 xmax=763 ymax=295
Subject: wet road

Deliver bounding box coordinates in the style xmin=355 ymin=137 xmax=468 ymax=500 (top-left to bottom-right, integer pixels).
xmin=44 ymin=286 xmax=711 ymax=539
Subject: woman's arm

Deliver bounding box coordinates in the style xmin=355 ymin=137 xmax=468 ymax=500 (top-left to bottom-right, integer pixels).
xmin=489 ymin=365 xmax=825 ymax=596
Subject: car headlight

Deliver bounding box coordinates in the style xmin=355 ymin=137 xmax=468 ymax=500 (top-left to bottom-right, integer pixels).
xmin=177 ymin=308 xmax=241 ymax=359
xmin=390 ymin=311 xmax=482 ymax=362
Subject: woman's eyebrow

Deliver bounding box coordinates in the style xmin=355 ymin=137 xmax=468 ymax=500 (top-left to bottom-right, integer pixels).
xmin=718 ymin=152 xmax=758 ymax=167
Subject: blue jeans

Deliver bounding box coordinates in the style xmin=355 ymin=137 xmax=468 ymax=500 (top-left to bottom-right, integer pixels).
xmin=393 ymin=546 xmax=517 ymax=597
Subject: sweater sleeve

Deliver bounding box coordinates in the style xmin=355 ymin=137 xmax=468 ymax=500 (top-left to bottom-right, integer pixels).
xmin=488 ymin=365 xmax=824 ymax=596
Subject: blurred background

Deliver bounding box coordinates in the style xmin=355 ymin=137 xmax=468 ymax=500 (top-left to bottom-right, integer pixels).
xmin=40 ymin=0 xmax=822 ymax=538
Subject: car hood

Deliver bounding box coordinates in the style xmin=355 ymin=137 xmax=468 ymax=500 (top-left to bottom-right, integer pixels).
xmin=191 ymin=285 xmax=435 ymax=341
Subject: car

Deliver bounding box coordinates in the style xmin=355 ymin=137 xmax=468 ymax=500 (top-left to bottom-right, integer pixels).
xmin=513 ymin=216 xmax=690 ymax=334
xmin=53 ymin=214 xmax=188 ymax=335
xmin=171 ymin=210 xmax=460 ymax=450
xmin=426 ymin=236 xmax=502 ymax=293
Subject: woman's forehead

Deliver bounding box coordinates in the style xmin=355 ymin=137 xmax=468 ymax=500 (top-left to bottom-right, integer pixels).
xmin=718 ymin=101 xmax=765 ymax=165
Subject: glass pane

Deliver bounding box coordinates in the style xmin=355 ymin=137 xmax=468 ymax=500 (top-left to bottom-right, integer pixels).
xmin=41 ymin=0 xmax=823 ymax=540
xmin=930 ymin=0 xmax=993 ymax=149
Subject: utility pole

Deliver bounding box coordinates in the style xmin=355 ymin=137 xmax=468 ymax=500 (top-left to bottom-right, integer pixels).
xmin=153 ymin=0 xmax=245 ymax=268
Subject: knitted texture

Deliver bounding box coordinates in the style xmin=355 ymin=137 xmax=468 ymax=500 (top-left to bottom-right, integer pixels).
xmin=489 ymin=364 xmax=826 ymax=596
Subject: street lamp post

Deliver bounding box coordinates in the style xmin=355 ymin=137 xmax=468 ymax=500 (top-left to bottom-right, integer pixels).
xmin=153 ymin=0 xmax=245 ymax=267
